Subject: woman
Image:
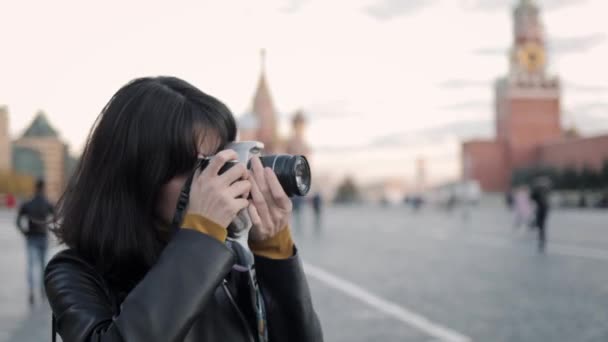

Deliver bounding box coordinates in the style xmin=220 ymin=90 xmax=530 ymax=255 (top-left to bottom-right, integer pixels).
xmin=45 ymin=76 xmax=323 ymax=341
xmin=513 ymin=185 xmax=532 ymax=230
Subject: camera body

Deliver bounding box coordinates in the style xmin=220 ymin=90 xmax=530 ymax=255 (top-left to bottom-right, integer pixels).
xmin=223 ymin=141 xmax=263 ymax=241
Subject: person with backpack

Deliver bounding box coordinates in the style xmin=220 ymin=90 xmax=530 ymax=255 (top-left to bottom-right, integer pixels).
xmin=16 ymin=179 xmax=54 ymax=305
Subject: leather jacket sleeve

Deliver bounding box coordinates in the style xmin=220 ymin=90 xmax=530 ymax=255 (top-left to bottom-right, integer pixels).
xmin=45 ymin=229 xmax=234 ymax=342
xmin=255 ymin=248 xmax=324 ymax=342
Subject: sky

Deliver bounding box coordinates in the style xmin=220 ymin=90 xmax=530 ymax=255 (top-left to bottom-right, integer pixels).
xmin=1 ymin=0 xmax=607 ymax=186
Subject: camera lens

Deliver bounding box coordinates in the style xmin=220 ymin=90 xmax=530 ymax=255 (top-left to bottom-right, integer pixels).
xmin=200 ymin=155 xmax=312 ymax=197
xmin=258 ymin=155 xmax=311 ymax=197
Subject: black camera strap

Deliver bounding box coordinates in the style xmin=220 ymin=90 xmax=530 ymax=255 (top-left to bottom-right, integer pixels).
xmin=171 ymin=158 xmax=208 ymax=230
xmin=226 ymin=240 xmax=268 ymax=342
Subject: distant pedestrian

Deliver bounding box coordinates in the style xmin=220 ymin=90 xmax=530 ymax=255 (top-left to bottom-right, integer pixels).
xmin=513 ymin=186 xmax=533 ymax=229
xmin=292 ymin=196 xmax=304 ymax=231
xmin=312 ymin=192 xmax=323 ymax=232
xmin=16 ymin=179 xmax=54 ymax=305
xmin=505 ymin=189 xmax=514 ymax=210
xmin=446 ymin=193 xmax=456 ymax=211
xmin=530 ymin=177 xmax=551 ymax=252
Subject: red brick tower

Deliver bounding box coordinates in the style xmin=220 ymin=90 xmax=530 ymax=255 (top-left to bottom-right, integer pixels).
xmin=462 ymin=0 xmax=563 ymax=192
xmin=496 ymin=0 xmax=561 ymax=170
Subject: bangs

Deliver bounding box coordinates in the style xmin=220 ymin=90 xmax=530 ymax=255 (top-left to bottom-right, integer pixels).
xmin=53 ymin=76 xmax=238 ymax=285
xmin=160 ymin=93 xmax=237 ymax=182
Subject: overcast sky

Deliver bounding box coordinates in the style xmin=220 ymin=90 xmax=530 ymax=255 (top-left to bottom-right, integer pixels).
xmin=1 ymin=0 xmax=607 ymax=185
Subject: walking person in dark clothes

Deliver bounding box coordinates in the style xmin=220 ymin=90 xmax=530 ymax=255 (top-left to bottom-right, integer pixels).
xmin=530 ymin=177 xmax=551 ymax=252
xmin=312 ymin=192 xmax=323 ymax=232
xmin=292 ymin=195 xmax=304 ymax=232
xmin=16 ymin=179 xmax=55 ymax=305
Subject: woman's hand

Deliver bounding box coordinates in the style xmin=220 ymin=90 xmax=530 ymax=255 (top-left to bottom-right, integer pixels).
xmin=186 ymin=150 xmax=251 ymax=228
xmin=247 ymin=156 xmax=293 ymax=241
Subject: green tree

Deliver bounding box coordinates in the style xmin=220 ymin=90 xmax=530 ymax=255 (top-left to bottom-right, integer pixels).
xmin=511 ymin=165 xmax=559 ymax=189
xmin=559 ymin=167 xmax=579 ymax=190
xmin=334 ymin=176 xmax=360 ymax=204
xmin=579 ymin=165 xmax=605 ymax=191
xmin=601 ymin=160 xmax=608 ymax=188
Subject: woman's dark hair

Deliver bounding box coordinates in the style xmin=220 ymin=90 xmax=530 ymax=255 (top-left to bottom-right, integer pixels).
xmin=54 ymin=76 xmax=237 ymax=287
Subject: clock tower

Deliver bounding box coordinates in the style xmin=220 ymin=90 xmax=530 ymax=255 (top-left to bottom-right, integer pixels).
xmin=463 ymin=0 xmax=608 ymax=192
xmin=495 ymin=0 xmax=561 ymax=170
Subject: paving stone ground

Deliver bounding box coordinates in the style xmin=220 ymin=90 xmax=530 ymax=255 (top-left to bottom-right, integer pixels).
xmin=2 ymin=202 xmax=608 ymax=342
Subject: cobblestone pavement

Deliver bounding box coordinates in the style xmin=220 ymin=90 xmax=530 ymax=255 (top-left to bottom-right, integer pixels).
xmin=2 ymin=203 xmax=608 ymax=342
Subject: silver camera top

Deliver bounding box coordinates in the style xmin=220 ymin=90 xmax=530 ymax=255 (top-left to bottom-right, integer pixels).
xmin=225 ymin=141 xmax=264 ymax=163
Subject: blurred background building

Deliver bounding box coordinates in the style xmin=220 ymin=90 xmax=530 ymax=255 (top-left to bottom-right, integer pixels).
xmin=237 ymin=49 xmax=323 ymax=199
xmin=0 ymin=107 xmax=77 ymax=202
xmin=239 ymin=49 xmax=311 ymax=158
xmin=0 ymin=107 xmax=11 ymax=172
xmin=462 ymin=0 xmax=608 ymax=192
xmin=2 ymin=50 xmax=310 ymax=204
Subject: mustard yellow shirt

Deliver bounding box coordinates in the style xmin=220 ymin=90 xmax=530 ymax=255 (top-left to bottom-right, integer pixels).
xmin=181 ymin=214 xmax=294 ymax=259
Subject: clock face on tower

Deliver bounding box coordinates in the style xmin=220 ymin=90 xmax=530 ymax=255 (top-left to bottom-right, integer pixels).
xmin=517 ymin=42 xmax=546 ymax=72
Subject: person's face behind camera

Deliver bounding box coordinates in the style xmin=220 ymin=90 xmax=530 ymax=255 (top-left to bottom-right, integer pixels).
xmin=156 ymin=131 xmax=223 ymax=225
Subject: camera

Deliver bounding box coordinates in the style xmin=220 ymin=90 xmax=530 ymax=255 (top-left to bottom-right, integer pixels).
xmin=198 ymin=141 xmax=312 ymax=242
xmin=199 ymin=141 xmax=311 ymax=197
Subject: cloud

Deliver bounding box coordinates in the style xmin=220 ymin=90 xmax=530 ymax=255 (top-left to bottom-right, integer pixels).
xmin=276 ymin=100 xmax=364 ymax=121
xmin=416 ymin=119 xmax=492 ymax=140
xmin=315 ymin=119 xmax=492 ymax=153
xmin=564 ymin=81 xmax=608 ymax=94
xmin=371 ymin=119 xmax=493 ymax=147
xmin=364 ymin=0 xmax=437 ymax=20
xmin=569 ymin=102 xmax=608 ymax=113
xmin=459 ymin=0 xmax=585 ymax=12
xmin=549 ymin=33 xmax=606 ymax=54
xmin=564 ymin=103 xmax=608 ymax=134
xmin=277 ymin=109 xmax=361 ymax=121
xmin=280 ymin=0 xmax=308 ymax=13
xmin=439 ymin=100 xmax=491 ymax=111
xmin=473 ymin=47 xmax=505 ymax=56
xmin=438 ymin=79 xmax=491 ymax=89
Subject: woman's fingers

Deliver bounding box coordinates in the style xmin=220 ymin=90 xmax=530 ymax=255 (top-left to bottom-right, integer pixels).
xmin=219 ymin=162 xmax=248 ymax=185
xmin=190 ymin=167 xmax=203 ymax=186
xmin=203 ymin=149 xmax=238 ymax=176
xmin=200 ymin=149 xmax=249 ymax=186
xmin=247 ymin=203 xmax=262 ymax=227
xmin=232 ymin=198 xmax=250 ymax=213
xmin=227 ymin=180 xmax=251 ymax=199
xmin=264 ymin=167 xmax=291 ymax=210
xmin=249 ymin=176 xmax=273 ymax=227
xmin=251 ymin=157 xmax=277 ymax=207
xmin=251 ymin=157 xmax=267 ymax=190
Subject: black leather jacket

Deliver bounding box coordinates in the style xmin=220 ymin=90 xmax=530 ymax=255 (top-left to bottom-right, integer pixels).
xmin=45 ymin=229 xmax=323 ymax=341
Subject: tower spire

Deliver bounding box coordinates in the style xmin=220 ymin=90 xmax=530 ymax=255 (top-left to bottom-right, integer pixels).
xmin=251 ymin=49 xmax=278 ymax=152
xmin=260 ymin=48 xmax=266 ymax=74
